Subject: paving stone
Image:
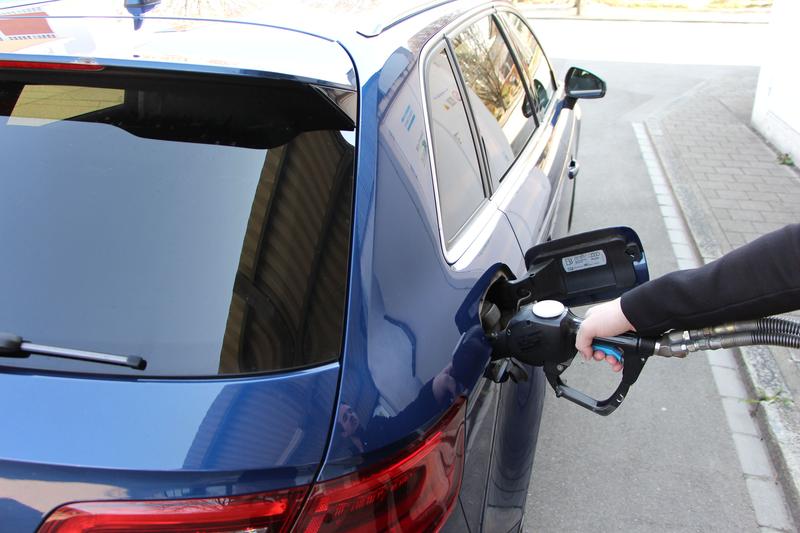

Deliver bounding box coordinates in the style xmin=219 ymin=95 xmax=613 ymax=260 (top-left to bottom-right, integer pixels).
xmin=724 ymin=220 xmax=757 ymax=233
xmin=727 ymin=182 xmax=757 ymax=192
xmin=734 ymin=433 xmax=774 ymax=478
xmin=746 ymin=478 xmax=795 ymax=531
xmin=708 ymin=198 xmax=741 ymax=209
xmin=752 ymin=221 xmax=785 ymax=234
xmin=717 ymin=189 xmax=752 ymax=200
xmin=671 ymin=242 xmax=695 ymax=259
xmin=721 ymin=397 xmax=759 ymax=436
xmin=761 ymin=211 xmax=798 ymax=224
xmin=652 ymin=183 xmax=670 ymax=195
xmin=739 ymin=200 xmax=772 ymax=211
xmin=711 ymin=365 xmax=749 ymax=399
xmin=658 ymin=203 xmax=680 ymax=218
xmin=697 ymin=180 xmax=729 ymax=191
xmin=667 ymin=229 xmax=690 ymax=246
xmin=727 ymin=232 xmax=748 ymax=247
xmin=736 ymin=174 xmax=766 ymax=184
xmin=655 ymin=193 xmax=672 ymax=206
xmin=662 ymin=216 xmax=683 ymax=231
xmin=743 ymin=232 xmax=765 ymax=244
xmin=768 ymin=167 xmax=796 ymax=178
xmin=708 ymin=349 xmax=739 ymax=369
xmin=747 ymin=192 xmax=782 ymax=202
xmin=712 ymin=208 xmax=734 ymax=220
xmin=707 ymin=172 xmax=734 ymax=182
xmin=735 ymin=210 xmax=764 ymax=222
xmin=676 ymin=256 xmax=700 ymax=270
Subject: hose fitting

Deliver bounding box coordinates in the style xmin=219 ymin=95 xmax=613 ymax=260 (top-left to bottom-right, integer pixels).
xmin=655 ymin=317 xmax=800 ymax=357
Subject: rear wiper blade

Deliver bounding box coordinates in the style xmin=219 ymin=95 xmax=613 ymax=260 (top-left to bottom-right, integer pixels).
xmin=0 ymin=333 xmax=146 ymax=370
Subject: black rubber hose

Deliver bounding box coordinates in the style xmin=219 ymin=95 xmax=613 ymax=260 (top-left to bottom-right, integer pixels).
xmin=757 ymin=317 xmax=800 ymax=336
xmin=751 ymin=331 xmax=800 ymax=349
xmin=717 ymin=331 xmax=800 ymax=350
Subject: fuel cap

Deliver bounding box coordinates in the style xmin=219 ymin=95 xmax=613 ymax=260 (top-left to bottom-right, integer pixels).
xmin=531 ymin=300 xmax=565 ymax=319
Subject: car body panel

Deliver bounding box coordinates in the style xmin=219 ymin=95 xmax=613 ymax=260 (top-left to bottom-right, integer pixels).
xmin=318 ymin=6 xmax=555 ymax=531
xmin=0 ymin=363 xmax=339 ymax=531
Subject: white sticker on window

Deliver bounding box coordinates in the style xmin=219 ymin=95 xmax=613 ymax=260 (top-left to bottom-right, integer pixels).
xmin=562 ymin=250 xmax=607 ymax=273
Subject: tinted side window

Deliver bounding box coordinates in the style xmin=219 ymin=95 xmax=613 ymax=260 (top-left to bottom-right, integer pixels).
xmin=451 ymin=15 xmax=536 ymax=185
xmin=501 ymin=12 xmax=556 ymax=122
xmin=427 ymin=48 xmax=486 ymax=246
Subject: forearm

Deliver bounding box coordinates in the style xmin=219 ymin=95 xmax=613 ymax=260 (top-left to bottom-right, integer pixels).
xmin=621 ymin=224 xmax=800 ymax=336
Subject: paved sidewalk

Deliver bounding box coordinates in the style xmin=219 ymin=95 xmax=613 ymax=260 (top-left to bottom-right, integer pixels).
xmin=645 ymin=71 xmax=800 ymax=529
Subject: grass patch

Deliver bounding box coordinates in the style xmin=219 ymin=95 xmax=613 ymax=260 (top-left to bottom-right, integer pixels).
xmin=744 ymin=388 xmax=793 ymax=407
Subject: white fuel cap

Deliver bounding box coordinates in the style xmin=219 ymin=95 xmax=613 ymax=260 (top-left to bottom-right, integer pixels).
xmin=531 ymin=300 xmax=565 ymax=319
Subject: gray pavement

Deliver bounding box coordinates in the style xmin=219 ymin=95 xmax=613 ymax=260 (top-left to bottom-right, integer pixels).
xmin=645 ymin=70 xmax=800 ymax=528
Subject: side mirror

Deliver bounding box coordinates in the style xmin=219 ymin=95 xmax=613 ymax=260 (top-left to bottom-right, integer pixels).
xmin=564 ymin=67 xmax=606 ymax=100
xmin=489 ymin=227 xmax=648 ymax=311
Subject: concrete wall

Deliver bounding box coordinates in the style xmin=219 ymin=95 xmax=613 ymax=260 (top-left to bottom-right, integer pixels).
xmin=751 ymin=0 xmax=800 ymax=165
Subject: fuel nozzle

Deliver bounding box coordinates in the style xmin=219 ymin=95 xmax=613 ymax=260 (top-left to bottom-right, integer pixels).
xmin=489 ymin=299 xmax=800 ymax=416
xmin=488 ymin=300 xmax=579 ymax=367
xmin=489 ymin=300 xmax=656 ymax=416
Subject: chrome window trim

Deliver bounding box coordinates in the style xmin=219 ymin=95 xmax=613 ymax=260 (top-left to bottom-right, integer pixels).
xmin=482 ymin=7 xmax=559 ymax=208
xmin=419 ymin=5 xmax=498 ymax=265
xmin=495 ymin=7 xmax=559 ymax=123
xmin=420 ymin=3 xmax=560 ymax=264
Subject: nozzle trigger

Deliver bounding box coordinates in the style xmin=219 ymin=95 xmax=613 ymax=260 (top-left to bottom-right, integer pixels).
xmin=592 ymin=343 xmax=624 ymax=363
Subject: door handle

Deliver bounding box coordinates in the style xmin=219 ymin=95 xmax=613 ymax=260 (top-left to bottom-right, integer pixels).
xmin=568 ymin=159 xmax=579 ymax=179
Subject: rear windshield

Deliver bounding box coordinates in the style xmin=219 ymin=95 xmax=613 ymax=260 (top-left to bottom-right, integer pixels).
xmin=0 ymin=70 xmax=355 ymax=377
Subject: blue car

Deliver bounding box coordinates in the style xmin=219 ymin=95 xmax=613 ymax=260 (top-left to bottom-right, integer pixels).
xmin=0 ymin=1 xmax=606 ymax=531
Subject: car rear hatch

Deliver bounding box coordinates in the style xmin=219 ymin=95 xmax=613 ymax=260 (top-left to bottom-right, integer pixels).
xmin=0 ymin=12 xmax=356 ymax=532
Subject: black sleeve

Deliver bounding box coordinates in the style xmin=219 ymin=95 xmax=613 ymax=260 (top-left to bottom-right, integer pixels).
xmin=620 ymin=224 xmax=800 ymax=336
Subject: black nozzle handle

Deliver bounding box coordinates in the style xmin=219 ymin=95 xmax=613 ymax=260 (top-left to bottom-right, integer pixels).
xmin=544 ymin=333 xmax=656 ymax=416
xmin=545 ymin=362 xmax=631 ymax=416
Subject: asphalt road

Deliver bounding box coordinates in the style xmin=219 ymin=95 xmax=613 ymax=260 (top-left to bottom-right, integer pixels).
xmin=522 ymin=19 xmax=765 ymax=532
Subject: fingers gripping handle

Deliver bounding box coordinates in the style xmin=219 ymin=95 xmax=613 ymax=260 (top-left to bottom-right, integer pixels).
xmin=591 ymin=343 xmax=624 ymax=363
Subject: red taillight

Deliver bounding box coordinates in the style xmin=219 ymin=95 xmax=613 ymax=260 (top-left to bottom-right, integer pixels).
xmin=37 ymin=400 xmax=465 ymax=533
xmin=37 ymin=487 xmax=307 ymax=533
xmin=0 ymin=60 xmax=104 ymax=71
xmin=293 ymin=397 xmax=467 ymax=533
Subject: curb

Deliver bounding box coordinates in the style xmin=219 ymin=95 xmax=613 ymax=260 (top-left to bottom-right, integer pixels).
xmin=644 ymin=117 xmax=800 ymax=529
xmin=739 ymin=345 xmax=800 ymax=529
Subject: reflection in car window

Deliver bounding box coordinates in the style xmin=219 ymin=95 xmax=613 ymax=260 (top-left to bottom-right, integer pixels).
xmin=427 ymin=47 xmax=486 ymax=246
xmin=501 ymin=12 xmax=556 ymax=123
xmin=451 ymin=15 xmax=535 ymax=185
xmin=0 ymin=75 xmax=354 ymax=377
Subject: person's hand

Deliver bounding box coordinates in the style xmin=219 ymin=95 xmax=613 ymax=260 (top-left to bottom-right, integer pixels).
xmin=432 ymin=363 xmax=458 ymax=404
xmin=575 ymin=298 xmax=635 ymax=373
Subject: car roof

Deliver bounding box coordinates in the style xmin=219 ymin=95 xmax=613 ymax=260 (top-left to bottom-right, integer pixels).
xmin=0 ymin=0 xmax=499 ymax=89
xmin=0 ymin=1 xmax=361 ymax=88
xmin=0 ymin=1 xmax=483 ymax=39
